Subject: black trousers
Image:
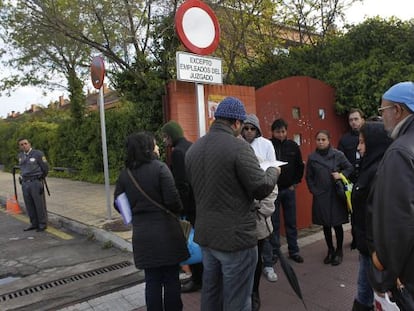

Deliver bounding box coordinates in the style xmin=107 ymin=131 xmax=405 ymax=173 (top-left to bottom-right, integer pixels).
xmin=144 ymin=264 xmax=183 ymax=311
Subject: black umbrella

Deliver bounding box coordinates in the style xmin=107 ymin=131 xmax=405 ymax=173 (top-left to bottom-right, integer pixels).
xmin=12 ymin=166 xmax=19 ymax=200
xmin=274 ymin=247 xmax=307 ymax=310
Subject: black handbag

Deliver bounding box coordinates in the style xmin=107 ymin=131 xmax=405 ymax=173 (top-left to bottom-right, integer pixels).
xmin=335 ymin=179 xmax=347 ymax=202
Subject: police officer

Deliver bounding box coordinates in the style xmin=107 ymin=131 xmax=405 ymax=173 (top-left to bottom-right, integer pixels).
xmin=18 ymin=138 xmax=49 ymax=232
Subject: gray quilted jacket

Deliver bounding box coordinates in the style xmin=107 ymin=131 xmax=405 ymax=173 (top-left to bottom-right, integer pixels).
xmin=185 ymin=120 xmax=279 ymax=252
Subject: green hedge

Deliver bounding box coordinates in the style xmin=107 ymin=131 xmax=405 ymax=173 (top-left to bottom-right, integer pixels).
xmin=0 ymin=100 xmax=160 ymax=184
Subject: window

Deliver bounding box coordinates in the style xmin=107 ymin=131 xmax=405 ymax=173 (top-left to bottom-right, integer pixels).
xmin=318 ymin=109 xmax=326 ymax=119
xmin=293 ymin=134 xmax=301 ymax=146
xmin=292 ymin=107 xmax=300 ymax=119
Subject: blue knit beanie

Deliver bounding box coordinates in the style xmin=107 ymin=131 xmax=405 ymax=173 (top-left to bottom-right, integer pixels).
xmin=382 ymin=81 xmax=414 ymax=112
xmin=214 ymin=97 xmax=247 ymax=121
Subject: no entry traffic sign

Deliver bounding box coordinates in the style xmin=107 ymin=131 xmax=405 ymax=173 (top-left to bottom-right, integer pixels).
xmin=90 ymin=56 xmax=105 ymax=90
xmin=175 ymin=0 xmax=220 ymax=55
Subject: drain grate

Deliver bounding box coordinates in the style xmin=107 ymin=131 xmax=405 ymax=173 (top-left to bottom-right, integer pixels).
xmin=0 ymin=261 xmax=132 ymax=303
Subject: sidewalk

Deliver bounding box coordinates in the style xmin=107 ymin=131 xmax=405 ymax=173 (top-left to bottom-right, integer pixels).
xmin=0 ymin=171 xmax=359 ymax=310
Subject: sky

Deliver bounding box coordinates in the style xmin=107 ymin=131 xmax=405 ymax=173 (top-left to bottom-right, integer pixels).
xmin=0 ymin=0 xmax=412 ymax=119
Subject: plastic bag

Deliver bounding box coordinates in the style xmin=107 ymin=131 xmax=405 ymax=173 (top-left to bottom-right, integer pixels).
xmin=338 ymin=173 xmax=353 ymax=213
xmin=181 ymin=227 xmax=202 ymax=265
xmin=374 ymin=292 xmax=400 ymax=311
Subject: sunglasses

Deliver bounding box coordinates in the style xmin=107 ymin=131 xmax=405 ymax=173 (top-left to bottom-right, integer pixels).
xmin=243 ymin=126 xmax=257 ymax=131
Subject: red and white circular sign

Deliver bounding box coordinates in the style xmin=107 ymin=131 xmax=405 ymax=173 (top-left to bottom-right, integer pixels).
xmin=90 ymin=56 xmax=105 ymax=90
xmin=175 ymin=0 xmax=220 ymax=55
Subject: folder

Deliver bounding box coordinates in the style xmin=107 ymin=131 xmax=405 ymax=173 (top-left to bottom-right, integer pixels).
xmin=115 ymin=192 xmax=132 ymax=225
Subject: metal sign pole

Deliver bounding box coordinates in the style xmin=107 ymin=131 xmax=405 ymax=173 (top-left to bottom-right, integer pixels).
xmin=196 ymin=83 xmax=206 ymax=137
xmin=98 ymin=87 xmax=112 ymax=220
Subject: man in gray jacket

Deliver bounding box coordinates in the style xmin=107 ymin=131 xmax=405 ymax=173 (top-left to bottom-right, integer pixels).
xmin=186 ymin=97 xmax=279 ymax=311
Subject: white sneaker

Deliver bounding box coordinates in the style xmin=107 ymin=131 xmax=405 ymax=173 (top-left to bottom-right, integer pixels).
xmin=179 ymin=271 xmax=192 ymax=281
xmin=263 ymin=267 xmax=278 ymax=282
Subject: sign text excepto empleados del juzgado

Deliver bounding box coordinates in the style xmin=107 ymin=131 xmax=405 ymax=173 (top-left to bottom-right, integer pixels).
xmin=176 ymin=51 xmax=222 ymax=84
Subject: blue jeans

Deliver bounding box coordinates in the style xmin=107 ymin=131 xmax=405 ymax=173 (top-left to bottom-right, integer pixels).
xmin=263 ymin=188 xmax=299 ymax=267
xmin=356 ymin=253 xmax=374 ymax=306
xmin=144 ymin=265 xmax=182 ymax=311
xmin=200 ymin=246 xmax=258 ymax=311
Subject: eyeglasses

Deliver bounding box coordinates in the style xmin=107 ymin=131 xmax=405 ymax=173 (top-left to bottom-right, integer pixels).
xmin=377 ymin=105 xmax=394 ymax=115
xmin=243 ymin=126 xmax=257 ymax=131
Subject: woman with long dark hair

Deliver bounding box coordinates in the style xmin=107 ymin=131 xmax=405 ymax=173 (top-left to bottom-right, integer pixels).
xmin=306 ymin=130 xmax=353 ymax=266
xmin=114 ymin=132 xmax=189 ymax=311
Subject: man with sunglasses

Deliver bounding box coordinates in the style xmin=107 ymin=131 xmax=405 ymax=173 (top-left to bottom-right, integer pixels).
xmin=368 ymin=81 xmax=414 ymax=309
xmin=242 ymin=114 xmax=280 ymax=311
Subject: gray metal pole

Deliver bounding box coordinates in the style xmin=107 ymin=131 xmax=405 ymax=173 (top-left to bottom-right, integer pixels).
xmin=98 ymin=87 xmax=112 ymax=220
xmin=196 ymin=83 xmax=206 ymax=137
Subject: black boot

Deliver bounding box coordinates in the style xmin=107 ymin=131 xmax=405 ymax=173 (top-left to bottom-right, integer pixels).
xmin=352 ymin=299 xmax=374 ymax=311
xmin=181 ymin=279 xmax=202 ymax=293
xmin=252 ymin=291 xmax=261 ymax=311
xmin=331 ymin=248 xmax=343 ymax=266
xmin=323 ymin=249 xmax=335 ymax=264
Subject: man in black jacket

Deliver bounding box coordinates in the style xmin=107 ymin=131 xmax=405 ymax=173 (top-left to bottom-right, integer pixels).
xmin=338 ymin=108 xmax=365 ymax=250
xmin=369 ymin=82 xmax=414 ymax=308
xmin=162 ymin=120 xmax=202 ymax=293
xmin=338 ymin=108 xmax=365 ymax=183
xmin=262 ymin=119 xmax=304 ymax=282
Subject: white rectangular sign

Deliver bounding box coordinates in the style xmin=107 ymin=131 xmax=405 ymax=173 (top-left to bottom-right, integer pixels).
xmin=176 ymin=51 xmax=222 ymax=85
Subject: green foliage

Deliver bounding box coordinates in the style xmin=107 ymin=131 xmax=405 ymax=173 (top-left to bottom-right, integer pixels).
xmin=0 ymin=114 xmax=60 ymax=173
xmin=238 ymin=18 xmax=414 ymax=118
xmin=68 ymin=70 xmax=86 ymax=121
xmin=113 ymin=63 xmax=164 ymax=132
xmin=0 ymin=0 xmax=90 ymax=119
xmin=0 ymin=99 xmax=150 ymax=184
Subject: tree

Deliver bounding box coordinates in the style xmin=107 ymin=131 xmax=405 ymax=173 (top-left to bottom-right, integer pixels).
xmin=0 ymin=1 xmax=170 ymax=122
xmin=0 ymin=0 xmax=90 ymax=120
xmin=238 ymin=18 xmax=414 ymax=117
xmin=280 ymin=0 xmax=362 ymax=43
xmin=203 ymin=0 xmax=360 ymax=83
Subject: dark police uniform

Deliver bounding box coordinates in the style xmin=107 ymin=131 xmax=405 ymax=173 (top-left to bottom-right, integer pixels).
xmin=18 ymin=148 xmax=49 ymax=230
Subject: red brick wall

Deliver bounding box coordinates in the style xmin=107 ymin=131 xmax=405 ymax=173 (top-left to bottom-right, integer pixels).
xmin=165 ymin=80 xmax=256 ymax=142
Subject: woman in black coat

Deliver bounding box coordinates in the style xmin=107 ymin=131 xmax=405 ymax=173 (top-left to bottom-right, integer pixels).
xmin=351 ymin=122 xmax=392 ymax=311
xmin=114 ymin=132 xmax=189 ymax=311
xmin=306 ymin=130 xmax=353 ymax=266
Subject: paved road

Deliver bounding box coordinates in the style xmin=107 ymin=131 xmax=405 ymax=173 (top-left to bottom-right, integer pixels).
xmin=0 ymin=210 xmax=142 ymax=311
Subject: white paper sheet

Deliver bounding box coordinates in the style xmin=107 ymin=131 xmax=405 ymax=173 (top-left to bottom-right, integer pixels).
xmin=260 ymin=160 xmax=288 ymax=171
xmin=115 ymin=192 xmax=132 ymax=225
